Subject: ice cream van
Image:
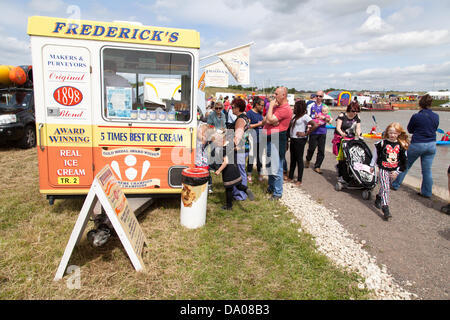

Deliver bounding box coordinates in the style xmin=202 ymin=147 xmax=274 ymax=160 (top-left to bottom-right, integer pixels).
xmin=27 ymin=16 xmax=200 ymax=204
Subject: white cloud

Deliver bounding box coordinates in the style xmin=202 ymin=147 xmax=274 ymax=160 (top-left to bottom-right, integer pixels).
xmin=214 ymin=41 xmax=228 ymax=47
xmin=387 ymin=6 xmax=424 ymax=24
xmin=153 ymin=0 xmax=177 ymax=9
xmin=255 ymin=30 xmax=450 ymax=63
xmin=0 ymin=34 xmax=31 ymax=65
xmin=28 ymin=0 xmax=65 ymax=12
xmin=315 ymin=0 xmax=397 ymax=17
xmin=235 ymin=0 xmax=308 ymax=13
xmin=156 ymin=15 xmax=171 ymax=23
xmin=337 ymin=61 xmax=450 ymax=81
xmin=355 ymin=30 xmax=450 ymax=52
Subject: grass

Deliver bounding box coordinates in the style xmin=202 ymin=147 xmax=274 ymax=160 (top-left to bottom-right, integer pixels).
xmin=0 ymin=147 xmax=370 ymax=300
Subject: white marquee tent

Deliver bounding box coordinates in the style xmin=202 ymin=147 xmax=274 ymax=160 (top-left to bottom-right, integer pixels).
xmin=426 ymin=91 xmax=450 ymax=100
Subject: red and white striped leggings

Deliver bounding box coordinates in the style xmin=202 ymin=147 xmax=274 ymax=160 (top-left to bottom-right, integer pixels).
xmin=378 ymin=168 xmax=394 ymax=206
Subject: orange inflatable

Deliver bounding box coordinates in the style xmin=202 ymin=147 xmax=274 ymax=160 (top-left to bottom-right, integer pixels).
xmin=9 ymin=65 xmax=32 ymax=85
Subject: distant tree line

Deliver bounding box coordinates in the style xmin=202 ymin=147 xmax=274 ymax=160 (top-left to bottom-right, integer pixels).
xmin=222 ymin=85 xmax=444 ymax=95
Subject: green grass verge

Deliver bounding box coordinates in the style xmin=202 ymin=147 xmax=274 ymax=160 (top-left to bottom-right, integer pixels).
xmin=0 ymin=147 xmax=369 ymax=299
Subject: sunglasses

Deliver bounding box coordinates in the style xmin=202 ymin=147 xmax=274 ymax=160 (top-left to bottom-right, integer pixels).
xmin=317 ymin=95 xmax=323 ymax=98
xmin=215 ymin=107 xmax=223 ymax=110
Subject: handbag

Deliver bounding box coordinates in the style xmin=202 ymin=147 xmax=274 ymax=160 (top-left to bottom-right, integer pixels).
xmin=331 ymin=133 xmax=342 ymax=156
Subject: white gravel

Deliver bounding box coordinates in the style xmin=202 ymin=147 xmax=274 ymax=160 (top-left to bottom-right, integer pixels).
xmin=280 ymin=181 xmax=418 ymax=300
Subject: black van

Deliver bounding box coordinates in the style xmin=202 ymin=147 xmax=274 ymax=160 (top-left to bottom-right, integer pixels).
xmin=0 ymin=88 xmax=36 ymax=149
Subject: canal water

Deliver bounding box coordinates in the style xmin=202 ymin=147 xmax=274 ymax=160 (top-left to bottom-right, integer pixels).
xmin=327 ymin=109 xmax=450 ymax=192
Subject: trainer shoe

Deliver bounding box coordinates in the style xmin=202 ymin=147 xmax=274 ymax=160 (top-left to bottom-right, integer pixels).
xmin=374 ymin=195 xmax=382 ymax=209
xmin=269 ymin=195 xmax=281 ymax=201
xmin=246 ymin=189 xmax=255 ymax=201
xmin=221 ymin=205 xmax=232 ymax=211
xmin=382 ymin=205 xmax=391 ymax=220
xmin=441 ymin=204 xmax=450 ymax=215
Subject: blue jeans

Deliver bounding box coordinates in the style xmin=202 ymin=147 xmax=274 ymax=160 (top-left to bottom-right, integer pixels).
xmin=392 ymin=142 xmax=436 ymax=197
xmin=266 ymin=132 xmax=286 ymax=198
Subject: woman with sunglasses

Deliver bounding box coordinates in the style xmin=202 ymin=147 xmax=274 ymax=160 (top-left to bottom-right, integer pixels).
xmin=335 ymin=101 xmax=362 ymax=183
xmin=207 ymin=101 xmax=226 ymax=130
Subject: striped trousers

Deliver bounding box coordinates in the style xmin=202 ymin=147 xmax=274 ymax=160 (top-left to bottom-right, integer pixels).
xmin=378 ymin=168 xmax=394 ymax=206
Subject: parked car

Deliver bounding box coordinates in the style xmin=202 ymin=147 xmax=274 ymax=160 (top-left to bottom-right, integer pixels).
xmin=0 ymin=88 xmax=36 ymax=148
xmin=439 ymin=102 xmax=450 ymax=108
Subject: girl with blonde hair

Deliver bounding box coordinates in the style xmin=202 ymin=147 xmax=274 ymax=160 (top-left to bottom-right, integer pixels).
xmin=370 ymin=122 xmax=409 ymax=220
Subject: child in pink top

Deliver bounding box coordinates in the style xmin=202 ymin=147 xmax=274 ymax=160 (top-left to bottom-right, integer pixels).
xmin=313 ymin=105 xmax=332 ymax=126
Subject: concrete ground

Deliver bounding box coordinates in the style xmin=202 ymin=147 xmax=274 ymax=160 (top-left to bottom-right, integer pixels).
xmin=276 ymin=146 xmax=450 ymax=300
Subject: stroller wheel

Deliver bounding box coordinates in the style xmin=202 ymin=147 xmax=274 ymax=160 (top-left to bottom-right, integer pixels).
xmin=335 ymin=182 xmax=343 ymax=191
xmin=362 ymin=190 xmax=371 ymax=200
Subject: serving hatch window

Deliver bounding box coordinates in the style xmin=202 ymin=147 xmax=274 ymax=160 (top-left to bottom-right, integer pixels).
xmin=102 ymin=47 xmax=193 ymax=122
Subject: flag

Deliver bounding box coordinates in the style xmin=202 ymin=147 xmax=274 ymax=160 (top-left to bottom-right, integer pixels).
xmin=203 ymin=60 xmax=229 ymax=88
xmin=217 ymin=44 xmax=250 ymax=85
xmin=198 ymin=71 xmax=206 ymax=91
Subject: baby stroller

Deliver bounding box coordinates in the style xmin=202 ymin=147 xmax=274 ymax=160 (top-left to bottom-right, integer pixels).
xmin=335 ymin=138 xmax=377 ymax=200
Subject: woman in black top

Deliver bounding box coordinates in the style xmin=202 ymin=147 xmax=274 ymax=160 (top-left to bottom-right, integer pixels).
xmin=230 ymin=98 xmax=251 ymax=200
xmin=213 ymin=132 xmax=254 ymax=210
xmin=335 ymin=101 xmax=362 ymax=183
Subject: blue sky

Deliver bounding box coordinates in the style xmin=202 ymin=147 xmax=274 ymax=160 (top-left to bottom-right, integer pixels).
xmin=1 ymin=0 xmax=450 ymax=92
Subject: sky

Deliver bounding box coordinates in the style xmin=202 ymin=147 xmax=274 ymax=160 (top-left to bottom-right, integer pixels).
xmin=1 ymin=0 xmax=450 ymax=92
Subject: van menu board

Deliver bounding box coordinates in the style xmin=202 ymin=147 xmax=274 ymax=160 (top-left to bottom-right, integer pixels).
xmin=54 ymin=164 xmax=148 ymax=281
xmin=96 ymin=165 xmax=148 ymax=260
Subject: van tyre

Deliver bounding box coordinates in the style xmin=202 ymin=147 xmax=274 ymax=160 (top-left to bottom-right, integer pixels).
xmin=19 ymin=125 xmax=36 ymax=149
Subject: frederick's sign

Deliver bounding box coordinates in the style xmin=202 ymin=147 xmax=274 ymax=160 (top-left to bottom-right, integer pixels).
xmin=28 ymin=16 xmax=200 ymax=49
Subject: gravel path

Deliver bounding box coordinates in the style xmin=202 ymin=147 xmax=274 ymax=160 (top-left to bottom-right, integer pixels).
xmin=282 ymin=183 xmax=416 ymax=300
xmin=263 ymin=148 xmax=450 ymax=300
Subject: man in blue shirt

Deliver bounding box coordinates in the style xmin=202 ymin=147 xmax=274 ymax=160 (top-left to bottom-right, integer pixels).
xmin=305 ymin=90 xmax=332 ymax=174
xmin=306 ymin=93 xmax=316 ymax=109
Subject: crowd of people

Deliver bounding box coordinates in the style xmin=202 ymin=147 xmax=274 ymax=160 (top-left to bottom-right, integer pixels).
xmin=197 ymin=89 xmax=449 ymax=219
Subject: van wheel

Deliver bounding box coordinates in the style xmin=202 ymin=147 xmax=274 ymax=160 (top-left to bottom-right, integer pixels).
xmin=19 ymin=125 xmax=36 ymax=149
